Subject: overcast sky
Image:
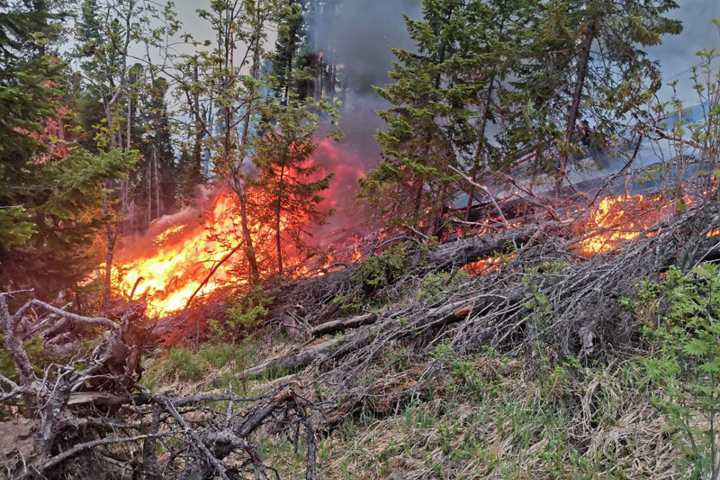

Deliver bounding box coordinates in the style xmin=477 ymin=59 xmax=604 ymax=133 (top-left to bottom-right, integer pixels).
xmin=647 ymin=0 xmax=720 ymax=103
xmin=171 ymin=0 xmax=720 ymax=104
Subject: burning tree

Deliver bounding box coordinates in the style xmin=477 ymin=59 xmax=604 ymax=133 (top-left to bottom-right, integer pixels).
xmin=253 ymin=97 xmax=341 ymax=277
xmin=173 ymin=0 xmax=282 ymax=284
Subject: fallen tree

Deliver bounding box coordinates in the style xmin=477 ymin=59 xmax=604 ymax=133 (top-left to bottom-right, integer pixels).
xmin=0 ymin=295 xmax=321 ymax=479
xmin=239 ymin=193 xmax=720 ymax=431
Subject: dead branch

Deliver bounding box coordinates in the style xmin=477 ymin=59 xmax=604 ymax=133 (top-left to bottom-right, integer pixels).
xmin=40 ymin=434 xmax=160 ymax=473
xmin=236 ymin=338 xmax=343 ymax=381
xmin=451 ymin=165 xmax=510 ymax=228
xmin=311 ymin=313 xmax=378 ymax=337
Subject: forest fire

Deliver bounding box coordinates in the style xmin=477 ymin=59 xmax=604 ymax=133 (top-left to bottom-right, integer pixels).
xmin=577 ymin=193 xmax=678 ymax=256
xmin=111 ymin=193 xmax=245 ymax=317
xmin=463 ymin=254 xmax=516 ymax=275
xmin=106 ymin=138 xmax=369 ymax=318
xmin=111 ymin=189 xmax=322 ymax=317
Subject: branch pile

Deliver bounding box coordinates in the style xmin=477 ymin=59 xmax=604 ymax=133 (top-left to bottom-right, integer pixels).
xmin=243 ymin=194 xmax=720 ymax=428
xmin=0 ymin=297 xmax=319 ymax=479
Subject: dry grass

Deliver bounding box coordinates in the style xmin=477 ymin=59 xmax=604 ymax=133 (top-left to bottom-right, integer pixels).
xmin=214 ymin=345 xmax=680 ymax=479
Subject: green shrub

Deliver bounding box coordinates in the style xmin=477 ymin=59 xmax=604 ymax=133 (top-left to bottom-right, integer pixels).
xmin=334 ymin=244 xmax=410 ymax=314
xmin=209 ymin=286 xmax=274 ymax=343
xmin=418 ymin=270 xmax=467 ymax=305
xmin=642 ymin=264 xmax=720 ymax=479
xmin=351 ymin=245 xmax=407 ymax=295
xmin=197 ymin=342 xmax=257 ymax=370
xmin=0 ymin=335 xmax=97 ymax=380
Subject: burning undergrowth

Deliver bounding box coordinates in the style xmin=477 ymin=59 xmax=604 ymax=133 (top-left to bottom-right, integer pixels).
xmin=4 ymin=180 xmax=720 ymax=479
xmin=108 ymin=138 xmax=371 ymax=319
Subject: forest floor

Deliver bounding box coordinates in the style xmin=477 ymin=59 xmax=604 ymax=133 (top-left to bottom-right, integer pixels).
xmin=145 ymin=330 xmax=677 ymax=479
xmin=3 ymin=187 xmax=718 ymax=479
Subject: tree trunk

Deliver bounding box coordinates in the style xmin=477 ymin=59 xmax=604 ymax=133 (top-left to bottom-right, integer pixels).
xmin=234 ymin=18 xmax=265 ymax=285
xmin=147 ymin=158 xmax=152 ymax=226
xmin=557 ymin=16 xmax=597 ymax=194
xmin=154 ymin=148 xmax=161 ymax=219
xmin=239 ymin=190 xmax=260 ymax=284
xmin=413 ymin=179 xmax=424 ymax=222
xmin=276 ymin=164 xmax=286 ymax=277
xmin=465 ymin=76 xmax=496 ymax=224
xmin=103 ymin=193 xmax=116 ymax=317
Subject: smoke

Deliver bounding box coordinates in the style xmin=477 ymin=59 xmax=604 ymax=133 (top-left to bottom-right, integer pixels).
xmin=300 ymin=0 xmax=422 ymax=244
xmin=647 ymin=0 xmax=720 ymax=102
xmin=309 ymin=0 xmax=421 ymax=95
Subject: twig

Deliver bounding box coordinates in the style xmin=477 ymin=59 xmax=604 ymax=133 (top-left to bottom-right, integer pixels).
xmin=41 ymin=434 xmax=160 ymax=472
xmin=451 ymin=166 xmax=510 ymax=228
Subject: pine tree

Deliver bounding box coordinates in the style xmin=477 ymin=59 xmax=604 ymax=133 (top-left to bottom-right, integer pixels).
xmin=253 ymin=97 xmax=340 ymax=276
xmin=359 ymin=0 xmax=478 ymax=233
xmin=457 ymin=0 xmax=528 ymax=220
xmin=133 ymin=74 xmax=176 ymax=229
xmin=272 ymin=1 xmax=307 ymax=104
xmin=504 ymin=0 xmax=682 ymax=191
xmin=0 ymin=1 xmax=135 ymax=298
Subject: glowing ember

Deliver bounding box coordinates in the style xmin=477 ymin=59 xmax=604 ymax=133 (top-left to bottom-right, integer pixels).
xmin=463 ymin=254 xmax=515 ymax=275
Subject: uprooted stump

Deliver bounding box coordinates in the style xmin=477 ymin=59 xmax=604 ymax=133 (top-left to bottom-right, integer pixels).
xmin=0 ymin=295 xmax=322 ymax=479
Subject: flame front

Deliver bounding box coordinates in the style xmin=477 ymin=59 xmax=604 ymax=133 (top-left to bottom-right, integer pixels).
xmin=112 ymin=194 xmax=245 ymax=317
xmin=577 ymin=194 xmax=676 ymax=256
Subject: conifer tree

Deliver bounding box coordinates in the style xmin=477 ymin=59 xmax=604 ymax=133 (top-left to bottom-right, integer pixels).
xmin=359 ymin=0 xmax=480 ymax=232
xmin=504 ymin=0 xmax=682 ymax=190
xmin=272 ymin=1 xmax=308 ymax=104
xmin=253 ymin=97 xmax=340 ymax=276
xmin=0 ymin=0 xmax=135 ymax=297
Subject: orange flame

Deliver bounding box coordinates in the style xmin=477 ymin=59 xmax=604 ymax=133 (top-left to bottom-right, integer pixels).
xmin=463 ymin=254 xmax=515 ymax=275
xmin=111 ymin=194 xmax=245 ymax=317
xmin=577 ymin=194 xmax=677 ymax=256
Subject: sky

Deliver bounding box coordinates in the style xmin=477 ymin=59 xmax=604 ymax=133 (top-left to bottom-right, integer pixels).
xmin=171 ymin=0 xmax=720 ymax=103
xmin=647 ymin=0 xmax=720 ymax=103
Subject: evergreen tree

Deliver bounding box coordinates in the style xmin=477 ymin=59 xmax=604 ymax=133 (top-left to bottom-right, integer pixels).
xmin=359 ymin=0 xmax=478 ymax=232
xmin=132 ymin=73 xmax=176 ymax=229
xmin=272 ymin=1 xmax=307 ymax=104
xmin=253 ymin=97 xmax=340 ymax=276
xmin=0 ymin=0 xmax=135 ymax=298
xmin=504 ymin=0 xmax=682 ymax=191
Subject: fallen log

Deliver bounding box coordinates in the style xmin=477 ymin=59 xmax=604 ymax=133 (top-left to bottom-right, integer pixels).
xmin=310 ymin=313 xmax=378 ymax=337
xmin=236 ymin=288 xmax=528 ymax=381
xmin=235 ymin=337 xmax=344 ymax=381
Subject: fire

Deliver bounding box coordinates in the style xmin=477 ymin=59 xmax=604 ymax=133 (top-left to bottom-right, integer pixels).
xmin=463 ymin=254 xmax=515 ymax=275
xmin=577 ymin=194 xmax=673 ymax=256
xmin=112 ymin=193 xmax=245 ymax=317
xmin=153 ymin=224 xmax=186 ymax=247
xmin=110 ymin=180 xmax=367 ymax=317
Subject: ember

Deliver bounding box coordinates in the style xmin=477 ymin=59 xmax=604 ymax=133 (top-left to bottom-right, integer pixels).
xmin=464 ymin=254 xmax=515 ymax=275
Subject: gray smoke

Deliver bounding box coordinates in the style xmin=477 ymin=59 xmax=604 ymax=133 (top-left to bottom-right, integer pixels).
xmin=647 ymin=0 xmax=720 ymax=103
xmin=309 ymin=0 xmax=421 ymax=95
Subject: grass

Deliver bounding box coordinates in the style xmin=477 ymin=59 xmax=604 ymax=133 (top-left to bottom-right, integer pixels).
xmin=245 ymin=352 xmax=677 ymax=480
xmin=135 ymin=313 xmax=683 ymax=479
xmin=141 ymin=340 xmax=259 ymax=390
